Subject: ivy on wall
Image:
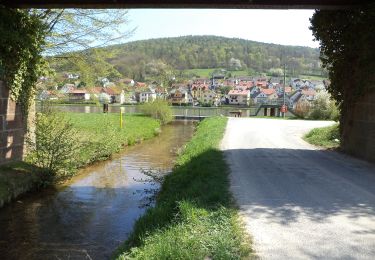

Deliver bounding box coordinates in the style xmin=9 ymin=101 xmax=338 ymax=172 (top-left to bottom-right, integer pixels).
xmin=0 ymin=8 xmax=47 ymax=116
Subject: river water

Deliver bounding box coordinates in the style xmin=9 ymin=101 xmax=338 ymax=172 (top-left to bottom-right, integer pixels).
xmin=0 ymin=120 xmax=195 ymax=259
xmin=40 ymin=104 xmax=260 ymax=117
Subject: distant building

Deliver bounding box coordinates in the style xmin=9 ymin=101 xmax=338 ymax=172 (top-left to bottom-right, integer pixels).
xmin=136 ymin=87 xmax=157 ymax=103
xmin=228 ymin=89 xmax=250 ymax=105
xmin=168 ymin=88 xmax=193 ymax=105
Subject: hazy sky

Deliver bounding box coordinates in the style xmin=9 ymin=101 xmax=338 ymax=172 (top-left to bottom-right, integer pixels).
xmin=125 ymin=9 xmax=319 ymax=48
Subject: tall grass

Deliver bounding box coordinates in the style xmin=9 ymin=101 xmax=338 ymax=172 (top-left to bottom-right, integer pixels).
xmin=114 ymin=117 xmax=253 ymax=259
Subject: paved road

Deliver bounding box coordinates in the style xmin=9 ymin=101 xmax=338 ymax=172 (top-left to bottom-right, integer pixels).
xmin=221 ymin=118 xmax=375 ymax=260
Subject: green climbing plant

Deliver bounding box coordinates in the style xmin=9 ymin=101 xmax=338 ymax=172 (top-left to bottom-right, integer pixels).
xmin=0 ymin=8 xmax=48 ymax=116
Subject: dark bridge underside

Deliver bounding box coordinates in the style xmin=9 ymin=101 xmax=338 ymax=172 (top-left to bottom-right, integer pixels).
xmin=2 ymin=0 xmax=371 ymax=9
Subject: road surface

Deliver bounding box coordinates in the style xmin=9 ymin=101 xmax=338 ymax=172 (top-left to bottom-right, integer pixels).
xmin=221 ymin=118 xmax=375 ymax=259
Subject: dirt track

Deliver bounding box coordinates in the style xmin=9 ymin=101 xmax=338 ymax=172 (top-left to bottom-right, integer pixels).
xmin=221 ymin=118 xmax=375 ymax=259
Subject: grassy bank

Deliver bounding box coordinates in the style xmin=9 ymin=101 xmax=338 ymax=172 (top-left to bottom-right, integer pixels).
xmin=66 ymin=113 xmax=161 ymax=167
xmin=0 ymin=162 xmax=43 ymax=207
xmin=114 ymin=117 xmax=252 ymax=259
xmin=304 ymin=123 xmax=340 ymax=148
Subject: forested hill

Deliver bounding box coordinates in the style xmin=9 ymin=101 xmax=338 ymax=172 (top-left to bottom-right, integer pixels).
xmin=51 ymin=36 xmax=323 ymax=82
xmin=105 ymin=35 xmax=322 ymax=77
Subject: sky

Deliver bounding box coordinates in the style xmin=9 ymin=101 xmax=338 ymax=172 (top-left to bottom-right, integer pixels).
xmin=124 ymin=9 xmax=319 ymax=48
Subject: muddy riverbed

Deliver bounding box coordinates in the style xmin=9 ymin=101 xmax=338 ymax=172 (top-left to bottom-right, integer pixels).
xmin=0 ymin=120 xmax=195 ymax=259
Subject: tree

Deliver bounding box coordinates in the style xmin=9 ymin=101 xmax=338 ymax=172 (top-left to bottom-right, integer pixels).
xmin=39 ymin=9 xmax=134 ymax=56
xmin=310 ymin=5 xmax=375 ymax=135
xmin=41 ymin=9 xmax=134 ymax=85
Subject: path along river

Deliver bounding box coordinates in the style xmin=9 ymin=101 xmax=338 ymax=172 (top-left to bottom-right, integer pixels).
xmin=0 ymin=120 xmax=195 ymax=259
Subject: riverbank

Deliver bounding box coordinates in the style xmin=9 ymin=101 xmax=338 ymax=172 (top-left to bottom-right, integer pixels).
xmin=0 ymin=162 xmax=43 ymax=207
xmin=0 ymin=113 xmax=161 ymax=207
xmin=114 ymin=117 xmax=253 ymax=259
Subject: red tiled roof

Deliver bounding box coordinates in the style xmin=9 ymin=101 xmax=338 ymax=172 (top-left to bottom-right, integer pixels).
xmin=256 ymin=81 xmax=267 ymax=88
xmin=261 ymin=88 xmax=276 ymax=95
xmin=87 ymin=87 xmax=102 ymax=94
xmin=192 ymin=84 xmax=210 ymax=91
xmin=103 ymin=87 xmax=123 ymax=95
xmin=135 ymin=82 xmax=146 ymax=87
xmin=70 ymin=89 xmax=87 ymax=94
xmin=228 ymin=89 xmax=250 ymax=95
xmin=238 ymin=81 xmax=254 ymax=88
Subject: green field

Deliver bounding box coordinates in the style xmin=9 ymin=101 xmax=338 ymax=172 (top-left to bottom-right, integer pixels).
xmin=298 ymin=74 xmax=327 ymax=81
xmin=67 ymin=113 xmax=161 ymax=167
xmin=115 ymin=117 xmax=253 ymax=259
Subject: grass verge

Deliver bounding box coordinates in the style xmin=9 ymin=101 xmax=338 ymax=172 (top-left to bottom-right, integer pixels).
xmin=114 ymin=117 xmax=253 ymax=259
xmin=303 ymin=123 xmax=340 ymax=148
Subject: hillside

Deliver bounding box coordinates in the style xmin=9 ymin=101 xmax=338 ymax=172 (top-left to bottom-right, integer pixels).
xmin=51 ymin=35 xmax=324 ymax=82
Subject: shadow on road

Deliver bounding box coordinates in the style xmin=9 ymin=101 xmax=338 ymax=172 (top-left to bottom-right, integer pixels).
xmin=224 ymin=148 xmax=375 ymax=225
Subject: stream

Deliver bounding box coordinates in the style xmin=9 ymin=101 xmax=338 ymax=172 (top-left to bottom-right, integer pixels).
xmin=0 ymin=120 xmax=195 ymax=259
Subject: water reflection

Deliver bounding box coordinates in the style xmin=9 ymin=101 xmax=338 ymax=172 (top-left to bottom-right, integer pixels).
xmin=0 ymin=120 xmax=195 ymax=259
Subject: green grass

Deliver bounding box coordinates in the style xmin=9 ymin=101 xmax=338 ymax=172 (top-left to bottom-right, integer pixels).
xmin=303 ymin=123 xmax=340 ymax=148
xmin=298 ymin=74 xmax=327 ymax=81
xmin=0 ymin=161 xmax=43 ymax=206
xmin=114 ymin=117 xmax=253 ymax=259
xmin=66 ymin=113 xmax=161 ymax=167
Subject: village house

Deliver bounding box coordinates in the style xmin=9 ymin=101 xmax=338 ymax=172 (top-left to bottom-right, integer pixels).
xmin=154 ymin=86 xmax=168 ymax=99
xmin=276 ymin=85 xmax=293 ymax=97
xmin=97 ymin=87 xmax=125 ymax=104
xmin=135 ymin=81 xmax=147 ymax=88
xmin=237 ymin=80 xmax=254 ymax=89
xmin=201 ymin=89 xmax=220 ymax=106
xmin=136 ymin=86 xmax=157 ymax=103
xmin=262 ymin=88 xmax=278 ymax=101
xmin=168 ymin=88 xmax=193 ymax=105
xmin=252 ymin=91 xmax=268 ymax=104
xmin=65 ymin=88 xmax=90 ymax=101
xmin=191 ymin=83 xmax=210 ymax=100
xmin=228 ymin=89 xmax=250 ymax=106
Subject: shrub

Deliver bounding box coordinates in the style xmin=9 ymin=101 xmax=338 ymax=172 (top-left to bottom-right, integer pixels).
xmin=140 ymin=99 xmax=173 ymax=124
xmin=294 ymin=100 xmax=311 ymax=118
xmin=27 ymin=111 xmax=81 ymax=182
xmin=309 ymin=90 xmax=340 ymax=120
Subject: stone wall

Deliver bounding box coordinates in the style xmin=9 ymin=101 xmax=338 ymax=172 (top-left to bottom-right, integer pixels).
xmin=0 ymin=81 xmax=27 ymax=164
xmin=341 ymin=91 xmax=375 ymax=163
